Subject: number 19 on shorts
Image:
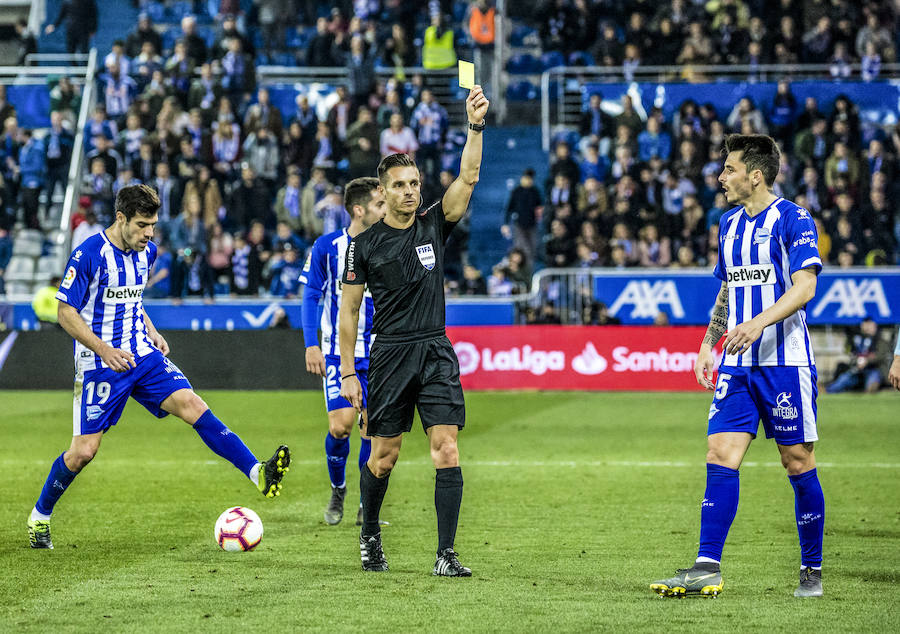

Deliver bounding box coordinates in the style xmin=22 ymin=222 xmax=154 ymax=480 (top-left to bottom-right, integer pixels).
xmin=85 ymin=381 xmax=111 ymax=404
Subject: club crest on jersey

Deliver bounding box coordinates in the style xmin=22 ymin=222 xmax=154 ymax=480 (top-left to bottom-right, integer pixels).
xmin=753 ymin=227 xmax=771 ymax=244
xmin=416 ymin=243 xmax=436 ymax=270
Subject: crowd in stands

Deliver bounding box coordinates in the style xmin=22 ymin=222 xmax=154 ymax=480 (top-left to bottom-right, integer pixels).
xmin=522 ymin=0 xmax=896 ymax=79
xmin=484 ymin=1 xmax=900 ymax=322
xmin=509 ymin=84 xmax=899 ymax=291
xmin=1 ymin=0 xmax=898 ymax=305
xmin=0 ymin=0 xmax=483 ymax=300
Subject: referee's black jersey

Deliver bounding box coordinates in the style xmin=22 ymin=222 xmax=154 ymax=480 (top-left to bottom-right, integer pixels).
xmin=342 ymin=200 xmax=457 ymax=341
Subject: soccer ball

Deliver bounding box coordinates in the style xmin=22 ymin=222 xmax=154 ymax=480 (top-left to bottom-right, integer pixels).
xmin=214 ymin=507 xmax=264 ymax=551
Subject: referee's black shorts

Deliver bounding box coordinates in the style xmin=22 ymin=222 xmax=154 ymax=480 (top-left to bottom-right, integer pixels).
xmin=366 ymin=332 xmax=466 ymax=437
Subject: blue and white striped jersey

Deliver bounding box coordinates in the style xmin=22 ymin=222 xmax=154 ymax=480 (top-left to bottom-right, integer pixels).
xmin=300 ymin=229 xmax=375 ymax=359
xmin=714 ymin=197 xmax=822 ymax=367
xmin=56 ymin=232 xmax=157 ymax=371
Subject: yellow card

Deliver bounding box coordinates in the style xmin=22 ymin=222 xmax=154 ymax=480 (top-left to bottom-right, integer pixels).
xmin=458 ymin=60 xmax=475 ymax=89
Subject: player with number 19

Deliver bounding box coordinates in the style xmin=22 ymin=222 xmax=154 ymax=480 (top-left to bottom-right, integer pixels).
xmin=651 ymin=135 xmax=825 ymax=598
xmin=27 ymin=185 xmax=291 ymax=550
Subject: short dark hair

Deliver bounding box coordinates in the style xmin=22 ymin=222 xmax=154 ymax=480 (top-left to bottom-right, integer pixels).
xmin=115 ymin=184 xmax=160 ymax=221
xmin=344 ymin=177 xmax=380 ymax=214
xmin=723 ymin=134 xmax=780 ymax=187
xmin=377 ymin=153 xmax=417 ymax=184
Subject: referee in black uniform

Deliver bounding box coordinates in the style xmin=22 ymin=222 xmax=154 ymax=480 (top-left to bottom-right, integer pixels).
xmin=339 ymin=86 xmax=489 ymax=576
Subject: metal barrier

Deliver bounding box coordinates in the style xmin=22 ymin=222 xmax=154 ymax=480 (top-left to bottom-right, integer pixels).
xmin=24 ymin=53 xmax=91 ymax=66
xmin=57 ymin=48 xmax=98 ymax=255
xmin=514 ymin=267 xmax=598 ymax=324
xmin=541 ymin=63 xmax=900 ymax=151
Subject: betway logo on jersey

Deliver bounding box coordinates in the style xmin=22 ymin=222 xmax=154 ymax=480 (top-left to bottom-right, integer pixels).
xmin=726 ymin=264 xmax=775 ymax=287
xmin=102 ymin=284 xmax=144 ymax=304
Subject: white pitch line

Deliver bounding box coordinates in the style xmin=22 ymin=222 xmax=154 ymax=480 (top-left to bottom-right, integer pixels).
xmin=16 ymin=459 xmax=900 ymax=469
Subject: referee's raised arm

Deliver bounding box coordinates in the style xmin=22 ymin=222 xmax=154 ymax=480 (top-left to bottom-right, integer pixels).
xmin=442 ymin=85 xmax=490 ymax=222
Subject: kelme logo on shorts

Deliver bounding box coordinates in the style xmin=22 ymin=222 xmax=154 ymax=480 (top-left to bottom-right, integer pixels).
xmin=102 ymin=284 xmax=144 ymax=303
xmin=727 ymin=264 xmax=775 ymax=287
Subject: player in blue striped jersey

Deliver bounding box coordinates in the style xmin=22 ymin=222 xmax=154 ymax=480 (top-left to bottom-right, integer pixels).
xmin=652 ymin=135 xmax=825 ymax=598
xmin=27 ymin=185 xmax=290 ymax=550
xmin=300 ymin=177 xmax=384 ymax=526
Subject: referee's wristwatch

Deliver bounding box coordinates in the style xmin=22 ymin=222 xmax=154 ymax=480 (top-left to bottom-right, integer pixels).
xmin=468 ymin=120 xmax=486 ymax=132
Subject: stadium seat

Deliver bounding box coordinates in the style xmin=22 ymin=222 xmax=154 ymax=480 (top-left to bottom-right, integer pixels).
xmin=170 ymin=1 xmax=193 ymax=20
xmin=285 ymin=27 xmax=303 ymax=49
xmin=452 ymin=1 xmax=467 ymax=23
xmin=5 ymin=256 xmax=36 ymax=282
xmin=540 ymin=51 xmax=566 ymax=71
xmin=509 ymin=25 xmax=537 ymax=47
xmin=4 ymin=281 xmax=32 ymax=296
xmin=551 ymin=129 xmax=580 ymax=150
xmin=161 ymin=28 xmax=183 ymax=54
xmin=506 ymin=80 xmax=538 ymax=101
xmin=505 ymin=54 xmax=541 ymax=75
xmin=197 ymin=26 xmax=216 ymax=49
xmin=35 ymin=255 xmax=65 ymax=283
xmin=144 ymin=1 xmax=168 ymax=24
xmin=252 ymin=29 xmax=265 ymax=52
xmin=12 ymin=231 xmax=43 ymax=258
xmin=275 ymin=52 xmax=297 ymax=67
xmin=568 ymin=51 xmax=595 ymax=67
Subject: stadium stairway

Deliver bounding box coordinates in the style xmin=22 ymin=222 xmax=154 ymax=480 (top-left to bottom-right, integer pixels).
xmin=467 ymin=126 xmax=546 ymax=273
xmin=39 ymin=0 xmax=140 ymax=58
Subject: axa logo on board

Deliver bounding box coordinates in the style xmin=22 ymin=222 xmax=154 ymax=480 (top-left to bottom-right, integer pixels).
xmin=452 ymin=342 xmax=699 ymax=376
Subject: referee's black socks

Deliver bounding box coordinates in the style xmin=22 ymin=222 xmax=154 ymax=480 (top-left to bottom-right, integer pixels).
xmin=435 ymin=466 xmax=464 ymax=554
xmin=360 ymin=463 xmax=390 ymax=537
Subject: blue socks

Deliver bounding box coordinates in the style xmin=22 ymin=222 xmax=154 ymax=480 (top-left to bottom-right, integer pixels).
xmin=325 ymin=433 xmax=350 ymax=488
xmin=697 ymin=463 xmax=740 ymax=562
xmin=359 ymin=437 xmax=372 ymax=473
xmin=34 ymin=452 xmax=78 ymax=517
xmin=325 ymin=434 xmax=371 ymax=488
xmin=193 ymin=409 xmax=258 ymax=477
xmin=789 ymin=468 xmax=825 ymax=568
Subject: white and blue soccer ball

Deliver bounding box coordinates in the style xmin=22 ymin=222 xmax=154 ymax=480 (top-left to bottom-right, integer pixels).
xmin=214 ymin=506 xmax=263 ymax=551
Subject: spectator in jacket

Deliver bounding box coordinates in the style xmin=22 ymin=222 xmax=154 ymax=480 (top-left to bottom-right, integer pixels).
xmin=18 ymin=129 xmax=45 ymax=229
xmin=45 ymin=0 xmax=97 ymax=55
xmin=274 ymin=167 xmax=303 ymax=235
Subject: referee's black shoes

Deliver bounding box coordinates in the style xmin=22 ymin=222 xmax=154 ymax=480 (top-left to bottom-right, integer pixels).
xmin=360 ymin=532 xmax=389 ymax=571
xmin=433 ymin=548 xmax=472 ymax=577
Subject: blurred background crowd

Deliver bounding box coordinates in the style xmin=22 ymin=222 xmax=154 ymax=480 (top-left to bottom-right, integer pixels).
xmin=0 ymin=0 xmax=897 ymax=305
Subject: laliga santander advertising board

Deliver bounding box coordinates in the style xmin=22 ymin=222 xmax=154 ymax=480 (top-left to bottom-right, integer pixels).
xmin=446 ymin=326 xmax=720 ymax=391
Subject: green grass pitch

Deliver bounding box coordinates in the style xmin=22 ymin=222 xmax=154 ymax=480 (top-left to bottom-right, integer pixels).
xmin=1 ymin=390 xmax=898 ymax=632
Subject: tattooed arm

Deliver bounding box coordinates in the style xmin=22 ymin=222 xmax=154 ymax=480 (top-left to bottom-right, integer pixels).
xmin=695 ymin=281 xmax=728 ymax=390
xmin=703 ymin=281 xmax=729 ymax=348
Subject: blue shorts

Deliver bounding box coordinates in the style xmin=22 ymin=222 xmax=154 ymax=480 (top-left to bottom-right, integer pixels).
xmin=708 ymin=365 xmax=818 ymax=445
xmin=323 ymin=355 xmax=369 ymax=413
xmin=73 ymin=350 xmax=193 ymax=436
